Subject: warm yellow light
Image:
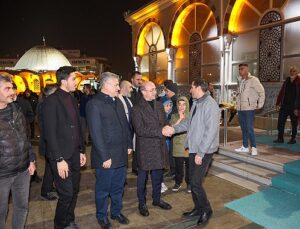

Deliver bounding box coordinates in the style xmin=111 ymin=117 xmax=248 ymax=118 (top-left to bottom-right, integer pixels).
xmin=228 ymin=0 xmax=244 ymax=33
xmin=131 ymin=3 xmax=160 ymax=22
xmin=13 ymin=75 xmax=26 ymax=94
xmin=19 ymin=72 xmax=41 ymax=94
xmin=172 ymin=4 xmax=195 ymax=47
xmin=137 ymin=22 xmax=155 ymax=55
xmin=41 ymin=71 xmax=57 ymax=87
xmin=171 ymin=3 xmax=209 ymax=47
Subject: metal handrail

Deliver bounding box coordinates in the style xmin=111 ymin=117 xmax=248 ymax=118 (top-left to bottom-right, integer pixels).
xmin=263 ymin=108 xmax=279 ymax=135
xmin=219 ymin=107 xmax=228 ymax=146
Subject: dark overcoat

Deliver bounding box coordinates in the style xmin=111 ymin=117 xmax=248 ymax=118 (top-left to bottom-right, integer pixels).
xmin=86 ymin=92 xmax=132 ymax=169
xmin=132 ymin=97 xmax=168 ymax=170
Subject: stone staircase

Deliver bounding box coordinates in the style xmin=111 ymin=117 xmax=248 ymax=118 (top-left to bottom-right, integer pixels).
xmin=209 ymin=146 xmax=283 ymax=192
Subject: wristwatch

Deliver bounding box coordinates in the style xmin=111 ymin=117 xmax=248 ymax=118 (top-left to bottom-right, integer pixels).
xmin=56 ymin=157 xmax=64 ymax=162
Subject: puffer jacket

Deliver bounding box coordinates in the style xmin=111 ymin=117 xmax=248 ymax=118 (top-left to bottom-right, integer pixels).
xmin=0 ymin=103 xmax=34 ymax=179
xmin=236 ymin=74 xmax=265 ymax=111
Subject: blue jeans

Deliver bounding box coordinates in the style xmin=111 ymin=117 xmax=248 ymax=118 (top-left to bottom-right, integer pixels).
xmin=95 ymin=166 xmax=126 ymax=220
xmin=0 ymin=169 xmax=30 ymax=229
xmin=238 ymin=110 xmax=256 ymax=148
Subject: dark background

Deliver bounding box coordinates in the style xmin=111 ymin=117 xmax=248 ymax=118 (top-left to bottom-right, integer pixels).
xmin=0 ymin=0 xmax=152 ymax=78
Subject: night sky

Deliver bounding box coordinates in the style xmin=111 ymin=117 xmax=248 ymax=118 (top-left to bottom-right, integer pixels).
xmin=0 ymin=0 xmax=152 ymax=78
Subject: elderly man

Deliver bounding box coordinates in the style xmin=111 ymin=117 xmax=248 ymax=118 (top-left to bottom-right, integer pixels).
xmin=86 ymin=72 xmax=132 ymax=229
xmin=164 ymin=78 xmax=219 ymax=226
xmin=234 ymin=63 xmax=265 ymax=156
xmin=43 ymin=66 xmax=86 ymax=229
xmin=119 ymin=80 xmax=133 ymax=123
xmin=274 ymin=66 xmax=300 ymax=144
xmin=132 ymin=81 xmax=172 ymax=217
xmin=0 ymin=74 xmax=36 ymax=229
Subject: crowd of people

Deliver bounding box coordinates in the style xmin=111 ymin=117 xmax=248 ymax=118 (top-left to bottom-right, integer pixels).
xmin=1 ymin=63 xmax=300 ymax=229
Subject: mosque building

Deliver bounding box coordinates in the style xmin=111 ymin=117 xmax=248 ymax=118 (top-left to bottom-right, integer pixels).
xmin=125 ymin=0 xmax=300 ymax=113
xmin=0 ymin=41 xmax=110 ymax=94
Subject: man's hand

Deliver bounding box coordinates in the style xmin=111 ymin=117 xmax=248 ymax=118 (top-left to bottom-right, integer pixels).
xmin=57 ymin=160 xmax=69 ymax=179
xmin=28 ymin=162 xmax=36 ymax=175
xmin=276 ymin=105 xmax=280 ymax=111
xmin=80 ymin=153 xmax=86 ymax=167
xmin=103 ymin=159 xmax=112 ymax=168
xmin=128 ymin=149 xmax=133 ymax=155
xmin=294 ymin=109 xmax=299 ymax=116
xmin=195 ymin=154 xmax=203 ymax=165
xmin=162 ymin=125 xmax=174 ymax=137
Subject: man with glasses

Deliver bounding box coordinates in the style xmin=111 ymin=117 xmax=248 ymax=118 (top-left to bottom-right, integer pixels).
xmin=274 ymin=66 xmax=300 ymax=144
xmin=86 ymin=72 xmax=132 ymax=229
xmin=132 ymin=81 xmax=172 ymax=217
xmin=234 ymin=63 xmax=265 ymax=156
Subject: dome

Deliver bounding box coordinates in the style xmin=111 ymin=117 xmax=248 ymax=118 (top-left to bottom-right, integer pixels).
xmin=14 ymin=45 xmax=71 ymax=71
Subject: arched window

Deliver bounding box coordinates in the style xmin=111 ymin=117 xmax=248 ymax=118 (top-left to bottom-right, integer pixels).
xmin=259 ymin=11 xmax=282 ymax=82
xmin=137 ymin=22 xmax=167 ymax=83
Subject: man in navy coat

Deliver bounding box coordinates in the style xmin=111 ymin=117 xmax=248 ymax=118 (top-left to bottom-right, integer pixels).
xmin=86 ymin=72 xmax=132 ymax=229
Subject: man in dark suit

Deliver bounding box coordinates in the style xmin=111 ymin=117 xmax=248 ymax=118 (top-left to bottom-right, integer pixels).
xmin=86 ymin=72 xmax=133 ymax=229
xmin=130 ymin=71 xmax=143 ymax=106
xmin=132 ymin=81 xmax=172 ymax=217
xmin=130 ymin=71 xmax=143 ymax=175
xmin=43 ymin=66 xmax=86 ymax=229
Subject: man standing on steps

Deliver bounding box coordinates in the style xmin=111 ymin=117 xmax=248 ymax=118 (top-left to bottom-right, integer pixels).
xmin=274 ymin=66 xmax=300 ymax=144
xmin=234 ymin=63 xmax=265 ymax=156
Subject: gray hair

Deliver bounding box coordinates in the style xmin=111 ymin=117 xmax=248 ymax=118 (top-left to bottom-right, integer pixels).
xmin=0 ymin=74 xmax=12 ymax=84
xmin=99 ymin=72 xmax=119 ymax=89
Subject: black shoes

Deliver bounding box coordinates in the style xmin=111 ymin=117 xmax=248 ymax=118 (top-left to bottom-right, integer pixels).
xmin=183 ymin=208 xmax=200 ymax=218
xmin=152 ymin=200 xmax=172 ymax=210
xmin=139 ymin=204 xmax=150 ymax=217
xmin=273 ymin=138 xmax=296 ymax=144
xmin=273 ymin=138 xmax=284 ymax=143
xmin=287 ymin=139 xmax=296 ymax=144
xmin=197 ymin=210 xmax=213 ymax=225
xmin=98 ymin=218 xmax=111 ymax=229
xmin=111 ymin=213 xmax=129 ymax=224
xmin=41 ymin=192 xmax=57 ymax=201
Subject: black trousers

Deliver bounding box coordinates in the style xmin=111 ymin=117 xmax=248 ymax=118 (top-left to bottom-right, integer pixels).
xmin=41 ymin=157 xmax=55 ymax=196
xmin=189 ymin=153 xmax=213 ymax=213
xmin=132 ymin=150 xmax=138 ymax=172
xmin=137 ymin=169 xmax=163 ymax=205
xmin=50 ymin=152 xmax=80 ymax=229
xmin=174 ymin=157 xmax=189 ymax=185
xmin=277 ymin=106 xmax=298 ymax=140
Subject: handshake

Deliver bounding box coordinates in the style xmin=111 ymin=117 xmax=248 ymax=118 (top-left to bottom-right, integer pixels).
xmin=162 ymin=125 xmax=175 ymax=137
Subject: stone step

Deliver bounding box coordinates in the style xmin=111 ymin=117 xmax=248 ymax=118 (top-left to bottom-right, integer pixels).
xmin=209 ymin=167 xmax=266 ymax=192
xmin=212 ymin=154 xmax=280 ymax=186
xmin=218 ymin=146 xmax=283 ymax=173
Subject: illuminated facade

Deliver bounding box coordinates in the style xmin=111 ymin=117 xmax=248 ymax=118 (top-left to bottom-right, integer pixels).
xmin=0 ymin=46 xmax=110 ymax=93
xmin=125 ymin=0 xmax=300 ymax=111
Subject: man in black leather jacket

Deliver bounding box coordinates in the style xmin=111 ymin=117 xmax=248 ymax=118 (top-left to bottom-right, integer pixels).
xmin=0 ymin=74 xmax=36 ymax=229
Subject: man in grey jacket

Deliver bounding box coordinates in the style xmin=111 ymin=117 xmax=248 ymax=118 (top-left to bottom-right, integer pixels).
xmin=234 ymin=63 xmax=265 ymax=156
xmin=164 ymin=78 xmax=219 ymax=226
